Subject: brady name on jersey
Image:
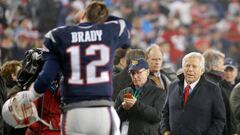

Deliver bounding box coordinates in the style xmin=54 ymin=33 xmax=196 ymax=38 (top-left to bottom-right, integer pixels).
xmin=71 ymin=30 xmax=103 ymax=43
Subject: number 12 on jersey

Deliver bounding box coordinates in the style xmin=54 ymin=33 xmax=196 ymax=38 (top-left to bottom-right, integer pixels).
xmin=67 ymin=44 xmax=110 ymax=85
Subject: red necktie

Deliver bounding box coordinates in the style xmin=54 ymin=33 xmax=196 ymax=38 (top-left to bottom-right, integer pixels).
xmin=184 ymin=85 xmax=190 ymax=105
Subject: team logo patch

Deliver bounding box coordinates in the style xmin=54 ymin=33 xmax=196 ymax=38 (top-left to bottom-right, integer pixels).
xmin=131 ymin=60 xmax=138 ymax=65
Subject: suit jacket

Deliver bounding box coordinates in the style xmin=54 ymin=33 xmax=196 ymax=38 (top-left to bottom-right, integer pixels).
xmin=161 ymin=74 xmax=226 ymax=135
xmin=149 ymin=71 xmax=171 ymax=90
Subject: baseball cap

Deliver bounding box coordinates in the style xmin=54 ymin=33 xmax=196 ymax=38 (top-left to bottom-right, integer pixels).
xmin=224 ymin=57 xmax=238 ymax=69
xmin=128 ymin=58 xmax=148 ymax=72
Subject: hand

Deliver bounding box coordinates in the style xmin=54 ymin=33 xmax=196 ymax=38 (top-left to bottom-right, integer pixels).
xmin=123 ymin=96 xmax=137 ymax=109
xmin=121 ymin=101 xmax=129 ymax=110
xmin=163 ymin=131 xmax=171 ymax=135
xmin=14 ymin=84 xmax=42 ymax=105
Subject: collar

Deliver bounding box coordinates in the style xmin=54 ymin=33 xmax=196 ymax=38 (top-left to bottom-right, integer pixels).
xmin=150 ymin=71 xmax=161 ymax=77
xmin=184 ymin=78 xmax=200 ymax=90
xmin=78 ymin=22 xmax=95 ymax=29
xmin=131 ymin=79 xmax=151 ymax=92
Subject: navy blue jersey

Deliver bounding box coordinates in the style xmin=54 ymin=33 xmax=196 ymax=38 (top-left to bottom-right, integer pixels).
xmin=36 ymin=19 xmax=130 ymax=104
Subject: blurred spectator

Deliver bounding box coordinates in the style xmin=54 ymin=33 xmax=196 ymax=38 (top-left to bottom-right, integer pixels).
xmin=113 ymin=48 xmax=128 ymax=75
xmin=115 ymin=58 xmax=166 ymax=135
xmin=194 ymin=34 xmax=210 ymax=53
xmin=0 ymin=35 xmax=15 ymax=65
xmin=0 ymin=60 xmax=21 ymax=89
xmin=168 ymin=0 xmax=192 ymax=25
xmin=160 ymin=17 xmax=184 ymax=64
xmin=119 ymin=1 xmax=134 ymax=22
xmin=63 ymin=0 xmax=85 ymax=25
xmin=57 ymin=0 xmax=71 ymax=26
xmin=36 ymin=0 xmax=61 ymax=33
xmin=0 ymin=60 xmax=26 ymax=135
xmin=131 ymin=16 xmax=146 ymax=49
xmin=0 ymin=0 xmax=8 ymax=28
xmin=209 ymin=28 xmax=229 ymax=54
xmin=228 ymin=0 xmax=240 ymax=20
xmin=0 ymin=66 xmax=7 ymax=135
xmin=11 ymin=31 xmax=32 ymax=60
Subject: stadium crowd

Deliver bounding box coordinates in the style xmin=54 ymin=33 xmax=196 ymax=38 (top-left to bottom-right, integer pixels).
xmin=0 ymin=0 xmax=240 ymax=135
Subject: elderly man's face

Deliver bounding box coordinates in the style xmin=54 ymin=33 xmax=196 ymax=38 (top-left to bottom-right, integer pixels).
xmin=183 ymin=57 xmax=203 ymax=84
xmin=147 ymin=49 xmax=163 ymax=72
xmin=130 ymin=68 xmax=149 ymax=88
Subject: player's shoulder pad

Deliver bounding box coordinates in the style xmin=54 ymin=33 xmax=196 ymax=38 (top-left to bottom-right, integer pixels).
xmin=104 ymin=19 xmax=127 ymax=37
xmin=44 ymin=26 xmax=67 ymax=43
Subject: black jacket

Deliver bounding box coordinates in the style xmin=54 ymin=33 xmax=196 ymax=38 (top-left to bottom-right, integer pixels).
xmin=161 ymin=74 xmax=226 ymax=135
xmin=115 ymin=80 xmax=166 ymax=135
xmin=205 ymin=71 xmax=238 ymax=135
xmin=112 ymin=68 xmax=132 ymax=100
xmin=230 ymin=83 xmax=240 ymax=133
xmin=0 ymin=76 xmax=7 ymax=135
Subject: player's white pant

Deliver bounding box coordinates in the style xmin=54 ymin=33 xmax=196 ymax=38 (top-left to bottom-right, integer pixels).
xmin=60 ymin=106 xmax=120 ymax=135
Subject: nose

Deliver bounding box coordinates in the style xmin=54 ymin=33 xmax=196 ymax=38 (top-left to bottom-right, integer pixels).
xmin=188 ymin=66 xmax=194 ymax=71
xmin=132 ymin=74 xmax=140 ymax=78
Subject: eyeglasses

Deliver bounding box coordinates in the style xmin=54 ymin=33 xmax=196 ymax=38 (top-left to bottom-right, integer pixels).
xmin=130 ymin=69 xmax=146 ymax=76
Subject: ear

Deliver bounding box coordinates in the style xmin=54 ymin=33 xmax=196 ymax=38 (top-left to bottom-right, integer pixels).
xmin=146 ymin=69 xmax=150 ymax=76
xmin=201 ymin=68 xmax=205 ymax=75
xmin=11 ymin=73 xmax=17 ymax=81
xmin=120 ymin=57 xmax=126 ymax=67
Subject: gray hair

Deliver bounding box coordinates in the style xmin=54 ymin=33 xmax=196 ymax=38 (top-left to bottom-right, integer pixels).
xmin=203 ymin=49 xmax=225 ymax=72
xmin=182 ymin=52 xmax=205 ymax=72
xmin=145 ymin=44 xmax=163 ymax=60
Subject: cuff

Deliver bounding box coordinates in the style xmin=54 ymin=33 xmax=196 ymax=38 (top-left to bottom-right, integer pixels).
xmin=29 ymin=83 xmax=43 ymax=98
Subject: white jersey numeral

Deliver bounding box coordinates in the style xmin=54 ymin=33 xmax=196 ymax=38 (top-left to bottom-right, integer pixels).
xmin=67 ymin=46 xmax=84 ymax=84
xmin=67 ymin=44 xmax=110 ymax=85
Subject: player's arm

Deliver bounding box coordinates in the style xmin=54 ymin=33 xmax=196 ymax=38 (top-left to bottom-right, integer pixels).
xmin=14 ymin=59 xmax=60 ymax=104
xmin=34 ymin=59 xmax=60 ymax=93
xmin=107 ymin=15 xmax=132 ymax=30
xmin=15 ymin=28 xmax=61 ymax=104
xmin=116 ymin=19 xmax=131 ymax=49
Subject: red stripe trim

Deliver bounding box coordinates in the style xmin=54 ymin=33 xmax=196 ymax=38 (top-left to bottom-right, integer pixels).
xmin=61 ymin=112 xmax=68 ymax=135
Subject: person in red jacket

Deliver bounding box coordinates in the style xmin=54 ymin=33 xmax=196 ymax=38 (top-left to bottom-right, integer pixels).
xmin=7 ymin=48 xmax=61 ymax=135
xmin=25 ymin=87 xmax=61 ymax=135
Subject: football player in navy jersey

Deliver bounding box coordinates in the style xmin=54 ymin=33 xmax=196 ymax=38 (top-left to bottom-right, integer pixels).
xmin=14 ymin=1 xmax=131 ymax=135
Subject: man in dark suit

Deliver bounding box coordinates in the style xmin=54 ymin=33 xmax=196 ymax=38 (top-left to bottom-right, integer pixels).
xmin=145 ymin=44 xmax=172 ymax=90
xmin=161 ymin=52 xmax=226 ymax=135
